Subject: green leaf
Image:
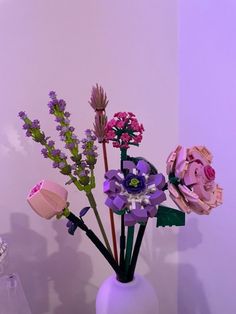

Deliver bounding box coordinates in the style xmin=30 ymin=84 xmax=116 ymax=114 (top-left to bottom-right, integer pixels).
xmin=156 ymin=205 xmax=185 ymax=227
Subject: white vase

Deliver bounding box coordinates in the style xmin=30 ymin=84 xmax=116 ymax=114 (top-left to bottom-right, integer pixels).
xmin=96 ymin=274 xmax=158 ymax=314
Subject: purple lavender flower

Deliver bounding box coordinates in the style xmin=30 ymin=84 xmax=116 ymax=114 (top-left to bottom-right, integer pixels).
xmin=18 ymin=111 xmax=27 ymax=119
xmin=65 ymin=143 xmax=76 ymax=150
xmin=23 ymin=123 xmax=30 ymax=130
xmin=59 ymin=152 xmax=67 ymax=159
xmin=55 ymin=117 xmax=64 ymax=123
xmin=104 ymin=159 xmax=167 ymax=226
xmin=49 ymin=91 xmax=57 ymax=100
xmin=41 ymin=148 xmax=48 ymax=158
xmin=56 ymin=125 xmax=62 ymax=131
xmin=51 ymin=149 xmax=61 ymax=157
xmin=58 ymin=99 xmax=66 ymax=111
xmin=69 ymin=126 xmax=75 ymax=132
xmin=59 ymin=161 xmax=66 ymax=169
xmin=48 ymin=140 xmax=55 ymax=147
xmin=64 ymin=111 xmax=70 ymax=117
xmin=61 ymin=126 xmax=69 ymax=133
xmin=52 ymin=161 xmax=59 ymax=168
xmin=26 ymin=130 xmax=31 ymax=137
xmin=64 ymin=118 xmax=70 ymax=124
xmin=85 ymin=129 xmax=92 ymax=136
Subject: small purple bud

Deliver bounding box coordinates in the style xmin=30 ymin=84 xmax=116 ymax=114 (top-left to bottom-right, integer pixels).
xmin=69 ymin=126 xmax=75 ymax=132
xmin=48 ymin=140 xmax=55 ymax=147
xmin=64 ymin=118 xmax=70 ymax=124
xmin=52 ymin=161 xmax=59 ymax=168
xmin=41 ymin=148 xmax=48 ymax=158
xmin=47 ymin=101 xmax=55 ymax=109
xmin=51 ymin=149 xmax=60 ymax=156
xmin=59 ymin=161 xmax=66 ymax=169
xmin=64 ymin=111 xmax=70 ymax=117
xmin=49 ymin=91 xmax=57 ymax=100
xmin=56 ymin=125 xmax=62 ymax=131
xmin=18 ymin=111 xmax=27 ymax=119
xmin=26 ymin=130 xmax=31 ymax=137
xmin=55 ymin=117 xmax=63 ymax=123
xmin=61 ymin=126 xmax=69 ymax=133
xmin=58 ymin=99 xmax=66 ymax=111
xmin=59 ymin=152 xmax=67 ymax=159
xmin=23 ymin=123 xmax=30 ymax=130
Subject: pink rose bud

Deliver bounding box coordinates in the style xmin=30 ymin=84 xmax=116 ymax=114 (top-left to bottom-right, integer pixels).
xmin=27 ymin=180 xmax=68 ymax=219
xmin=204 ymin=165 xmax=215 ymax=181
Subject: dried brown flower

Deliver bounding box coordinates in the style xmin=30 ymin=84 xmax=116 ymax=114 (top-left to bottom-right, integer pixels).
xmin=89 ymin=84 xmax=109 ymax=111
xmin=93 ymin=111 xmax=107 ymax=143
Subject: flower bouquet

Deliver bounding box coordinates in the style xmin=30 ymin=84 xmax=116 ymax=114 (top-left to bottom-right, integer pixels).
xmin=19 ymin=86 xmax=223 ymax=312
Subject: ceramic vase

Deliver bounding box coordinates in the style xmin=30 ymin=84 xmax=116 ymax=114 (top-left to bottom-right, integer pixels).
xmin=96 ymin=274 xmax=158 ymax=314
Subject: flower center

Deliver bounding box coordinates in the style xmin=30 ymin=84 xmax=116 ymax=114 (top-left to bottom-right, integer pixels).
xmin=129 ymin=178 xmax=140 ymax=187
xmin=123 ymin=174 xmax=146 ymax=194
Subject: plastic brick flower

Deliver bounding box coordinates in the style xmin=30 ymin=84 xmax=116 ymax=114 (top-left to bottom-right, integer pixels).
xmin=104 ymin=159 xmax=166 ymax=226
xmin=105 ymin=112 xmax=144 ymax=149
xmin=166 ymin=145 xmax=223 ymax=215
xmin=27 ymin=180 xmax=68 ymax=219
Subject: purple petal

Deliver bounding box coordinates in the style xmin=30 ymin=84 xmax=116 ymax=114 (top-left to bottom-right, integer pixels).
xmin=148 ymin=190 xmax=166 ymax=206
xmin=148 ymin=173 xmax=166 ymax=189
xmin=103 ymin=180 xmax=118 ymax=193
xmin=122 ymin=160 xmax=136 ymax=173
xmin=136 ymin=160 xmax=150 ymax=175
xmin=131 ymin=208 xmax=148 ymax=222
xmin=105 ymin=197 xmax=119 ymax=211
xmin=113 ymin=195 xmax=127 ymax=210
xmin=145 ymin=205 xmax=158 ymax=217
xmin=105 ymin=170 xmax=124 ymax=182
xmin=124 ymin=213 xmax=137 ymax=226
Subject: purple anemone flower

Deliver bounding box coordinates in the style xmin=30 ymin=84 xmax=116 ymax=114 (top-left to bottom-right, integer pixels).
xmin=103 ymin=159 xmax=167 ymax=226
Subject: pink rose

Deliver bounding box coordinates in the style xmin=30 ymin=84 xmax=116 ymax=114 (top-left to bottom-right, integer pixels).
xmin=166 ymin=145 xmax=223 ymax=215
xmin=27 ymin=180 xmax=68 ymax=219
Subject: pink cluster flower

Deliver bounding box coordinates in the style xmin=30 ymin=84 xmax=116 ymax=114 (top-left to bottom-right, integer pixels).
xmin=105 ymin=112 xmax=144 ymax=149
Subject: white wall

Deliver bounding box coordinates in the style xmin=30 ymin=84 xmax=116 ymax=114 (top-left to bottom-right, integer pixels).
xmin=0 ymin=1 xmax=179 ymax=313
xmin=179 ymin=1 xmax=236 ymax=313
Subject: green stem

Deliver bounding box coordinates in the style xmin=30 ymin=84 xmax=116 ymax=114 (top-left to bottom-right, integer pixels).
xmin=125 ymin=226 xmax=135 ymax=274
xmin=128 ymin=223 xmax=147 ymax=281
xmin=119 ymin=148 xmax=128 ymax=273
xmin=86 ymin=191 xmax=112 ymax=256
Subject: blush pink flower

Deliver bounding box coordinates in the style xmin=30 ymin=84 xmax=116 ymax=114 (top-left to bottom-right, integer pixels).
xmin=27 ymin=180 xmax=68 ymax=219
xmin=166 ymin=145 xmax=223 ymax=215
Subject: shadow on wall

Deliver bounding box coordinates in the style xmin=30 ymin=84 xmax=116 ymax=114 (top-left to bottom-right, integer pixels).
xmin=141 ymin=217 xmax=210 ymax=314
xmin=0 ymin=213 xmax=95 ymax=314
xmin=177 ymin=218 xmax=211 ymax=314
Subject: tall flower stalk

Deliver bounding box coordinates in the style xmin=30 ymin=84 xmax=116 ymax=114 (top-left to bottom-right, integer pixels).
xmin=19 ymin=93 xmax=112 ymax=255
xmin=89 ymin=84 xmax=118 ymax=263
